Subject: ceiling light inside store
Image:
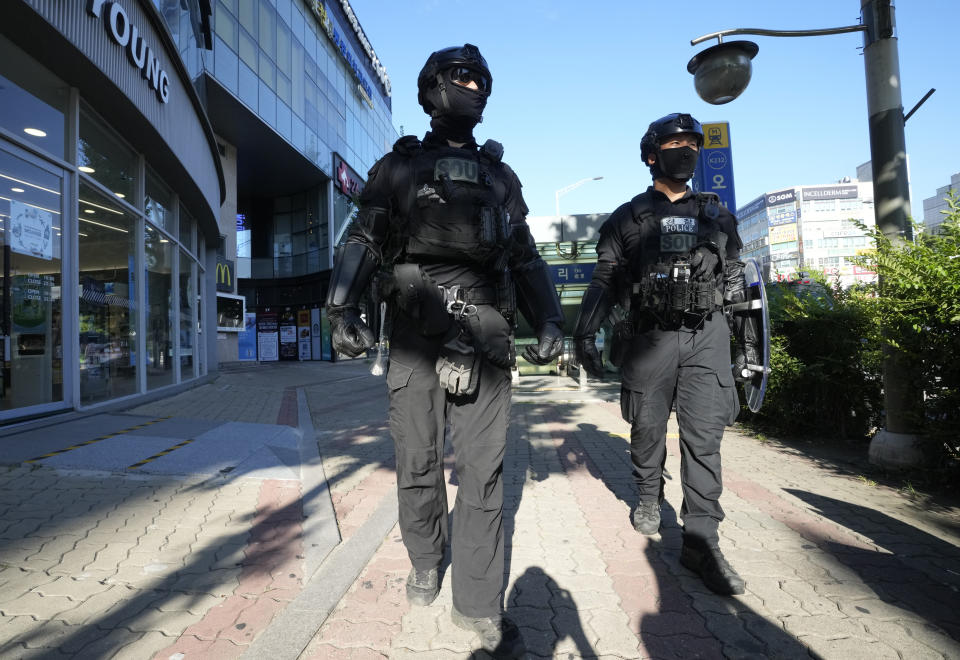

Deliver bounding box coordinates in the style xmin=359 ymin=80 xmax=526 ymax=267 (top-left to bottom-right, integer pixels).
xmin=0 ymin=196 xmax=60 ymax=215
xmin=78 ymin=166 xmax=95 ymax=174
xmin=84 ymin=209 xmax=95 ymax=214
xmin=115 ymin=192 xmax=125 ymax=199
xmin=23 ymin=128 xmax=47 ymax=137
xmin=11 ymin=188 xmax=24 ymax=193
xmin=80 ymin=217 xmax=128 ymax=233
xmin=0 ymin=173 xmax=59 ymax=195
xmin=79 ymin=199 xmax=123 ymax=215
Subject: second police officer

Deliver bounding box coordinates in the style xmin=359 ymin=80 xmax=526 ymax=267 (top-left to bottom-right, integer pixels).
xmin=573 ymin=113 xmax=752 ymax=595
xmin=325 ymin=44 xmax=564 ymax=656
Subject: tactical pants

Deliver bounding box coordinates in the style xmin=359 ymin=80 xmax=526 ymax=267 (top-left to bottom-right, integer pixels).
xmin=386 ymin=311 xmax=512 ymax=618
xmin=619 ymin=313 xmax=740 ymax=545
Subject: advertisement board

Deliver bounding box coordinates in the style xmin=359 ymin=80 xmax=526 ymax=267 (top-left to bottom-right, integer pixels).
xmin=256 ymin=312 xmax=279 ymax=361
xmin=767 ymin=205 xmax=797 ymax=227
xmin=801 ymin=185 xmax=858 ymax=201
xmin=769 ymin=224 xmax=798 ymax=245
xmin=238 ymin=312 xmax=257 ymax=361
xmin=297 ymin=310 xmax=312 ymax=361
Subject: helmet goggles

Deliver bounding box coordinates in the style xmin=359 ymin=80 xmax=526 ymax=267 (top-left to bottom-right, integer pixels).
xmin=449 ymin=66 xmax=491 ymax=93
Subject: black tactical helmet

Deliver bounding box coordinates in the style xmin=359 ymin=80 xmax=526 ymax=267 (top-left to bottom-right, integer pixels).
xmin=417 ymin=44 xmax=492 ymax=116
xmin=640 ymin=113 xmax=704 ymax=163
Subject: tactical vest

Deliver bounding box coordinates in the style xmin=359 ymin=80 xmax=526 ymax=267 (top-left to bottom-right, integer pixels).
xmin=626 ymin=192 xmax=728 ymax=324
xmin=398 ymin=139 xmax=513 ymax=272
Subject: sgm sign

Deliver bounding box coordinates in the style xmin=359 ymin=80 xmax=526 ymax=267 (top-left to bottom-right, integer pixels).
xmin=87 ymin=0 xmax=171 ymax=104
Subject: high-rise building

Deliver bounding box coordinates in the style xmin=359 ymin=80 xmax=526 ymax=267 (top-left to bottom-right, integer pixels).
xmin=922 ymin=172 xmax=960 ymax=235
xmin=156 ymin=0 xmax=396 ymax=364
xmin=738 ymin=180 xmax=877 ymax=287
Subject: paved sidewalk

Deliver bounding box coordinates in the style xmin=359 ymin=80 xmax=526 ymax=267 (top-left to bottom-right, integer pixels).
xmin=1 ymin=361 xmax=958 ymax=658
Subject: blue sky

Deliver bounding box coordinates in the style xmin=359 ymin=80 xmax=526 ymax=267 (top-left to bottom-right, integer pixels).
xmin=351 ymin=0 xmax=957 ymax=223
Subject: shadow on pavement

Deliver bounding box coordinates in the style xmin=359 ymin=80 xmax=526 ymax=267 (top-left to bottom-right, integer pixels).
xmin=512 ymin=404 xmax=819 ymax=659
xmin=785 ymin=488 xmax=960 ymax=642
xmin=0 ymin=478 xmax=329 ymax=657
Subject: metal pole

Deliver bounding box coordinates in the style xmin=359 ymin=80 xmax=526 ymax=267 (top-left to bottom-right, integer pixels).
xmin=861 ymin=0 xmax=922 ymax=466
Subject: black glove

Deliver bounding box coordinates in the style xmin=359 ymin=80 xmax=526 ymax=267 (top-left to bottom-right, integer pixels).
xmin=732 ymin=342 xmax=761 ymax=382
xmin=523 ymin=322 xmax=564 ymax=366
xmin=329 ymin=307 xmax=375 ymax=358
xmin=436 ymin=326 xmax=480 ymax=396
xmin=575 ymin=336 xmax=604 ymax=379
xmin=691 ymin=242 xmax=722 ymax=281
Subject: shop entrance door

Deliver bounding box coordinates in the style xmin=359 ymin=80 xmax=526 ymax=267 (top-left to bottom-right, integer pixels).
xmin=0 ymin=139 xmax=68 ymax=419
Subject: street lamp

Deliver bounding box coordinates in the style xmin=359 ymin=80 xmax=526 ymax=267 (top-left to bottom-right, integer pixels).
xmin=687 ymin=0 xmax=922 ymax=469
xmin=555 ymin=176 xmax=603 ymax=243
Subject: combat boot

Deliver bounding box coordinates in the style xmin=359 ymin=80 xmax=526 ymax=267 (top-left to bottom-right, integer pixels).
xmin=405 ymin=567 xmax=439 ymax=606
xmin=631 ymin=500 xmax=661 ymax=535
xmin=680 ymin=539 xmax=745 ymax=595
xmin=451 ymin=607 xmax=526 ymax=659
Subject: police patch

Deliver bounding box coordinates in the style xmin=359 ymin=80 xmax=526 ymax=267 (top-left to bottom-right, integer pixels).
xmin=434 ymin=158 xmax=479 ymax=184
xmin=660 ymin=216 xmax=698 ymax=234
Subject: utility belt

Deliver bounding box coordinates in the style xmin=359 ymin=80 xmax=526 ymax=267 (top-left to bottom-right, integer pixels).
xmin=385 ymin=263 xmax=516 ymax=333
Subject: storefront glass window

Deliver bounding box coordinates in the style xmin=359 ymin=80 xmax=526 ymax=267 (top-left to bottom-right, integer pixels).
xmin=0 ymin=36 xmax=68 ymax=159
xmin=78 ymin=181 xmax=137 ymax=404
xmin=0 ymin=146 xmax=63 ymax=411
xmin=179 ymin=250 xmax=194 ymax=377
xmin=146 ymin=169 xmax=175 ymax=234
xmin=79 ymin=107 xmax=138 ymax=203
xmin=145 ymin=224 xmax=173 ymax=390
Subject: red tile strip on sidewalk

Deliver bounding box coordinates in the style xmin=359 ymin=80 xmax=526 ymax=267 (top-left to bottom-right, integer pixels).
xmin=277 ymin=387 xmax=299 ymax=427
xmin=536 ymin=406 xmax=723 ymax=659
xmin=151 ymin=479 xmax=306 ymax=658
xmin=147 ymin=387 xmax=309 ymax=656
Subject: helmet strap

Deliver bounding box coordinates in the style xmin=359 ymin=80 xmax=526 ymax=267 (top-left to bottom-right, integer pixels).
xmin=435 ymin=72 xmax=450 ymax=114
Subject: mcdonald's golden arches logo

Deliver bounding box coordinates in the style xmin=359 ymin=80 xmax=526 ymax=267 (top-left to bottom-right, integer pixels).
xmin=216 ymin=259 xmax=234 ymax=292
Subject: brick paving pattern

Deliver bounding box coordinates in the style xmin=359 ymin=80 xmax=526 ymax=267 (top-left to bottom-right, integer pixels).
xmin=0 ymin=361 xmax=957 ymax=659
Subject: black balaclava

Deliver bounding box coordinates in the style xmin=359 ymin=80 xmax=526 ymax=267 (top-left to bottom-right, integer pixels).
xmin=423 ymin=68 xmax=488 ymax=143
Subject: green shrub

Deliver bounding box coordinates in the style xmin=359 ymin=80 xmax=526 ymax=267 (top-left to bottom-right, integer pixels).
xmin=739 ymin=274 xmax=883 ymax=440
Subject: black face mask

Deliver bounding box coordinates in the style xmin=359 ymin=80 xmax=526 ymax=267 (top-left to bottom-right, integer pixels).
xmin=657 ymin=146 xmax=698 ymax=182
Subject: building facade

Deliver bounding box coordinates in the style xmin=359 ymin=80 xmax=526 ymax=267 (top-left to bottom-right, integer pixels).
xmin=737 ymin=181 xmax=877 ymax=287
xmin=1 ymin=1 xmax=225 ymax=423
xmin=156 ymin=0 xmax=396 ymax=364
xmin=922 ymin=172 xmax=960 ymax=235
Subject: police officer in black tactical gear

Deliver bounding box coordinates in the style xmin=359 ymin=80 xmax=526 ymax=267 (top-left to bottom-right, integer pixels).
xmin=325 ymin=44 xmax=563 ymax=657
xmin=573 ymin=113 xmax=748 ymax=596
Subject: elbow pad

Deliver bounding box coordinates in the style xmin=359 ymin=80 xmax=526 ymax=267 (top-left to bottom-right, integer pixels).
xmin=326 ymin=241 xmax=380 ymax=308
xmin=573 ymin=284 xmax=611 ymax=340
xmin=513 ymin=260 xmax=564 ymax=331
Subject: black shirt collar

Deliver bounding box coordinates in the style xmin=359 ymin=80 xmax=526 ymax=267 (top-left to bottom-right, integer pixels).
xmin=648 ymin=185 xmax=695 ymax=204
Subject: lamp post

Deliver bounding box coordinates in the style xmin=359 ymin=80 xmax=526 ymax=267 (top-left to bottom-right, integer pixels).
xmin=555 ymin=176 xmax=603 ymax=242
xmin=686 ymin=0 xmax=922 ymax=468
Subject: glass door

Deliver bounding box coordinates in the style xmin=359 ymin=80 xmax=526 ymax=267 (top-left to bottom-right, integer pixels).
xmin=0 ymin=140 xmax=67 ymax=416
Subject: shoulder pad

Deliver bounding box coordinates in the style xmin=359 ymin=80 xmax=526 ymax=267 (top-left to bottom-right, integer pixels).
xmin=696 ymin=192 xmax=721 ymax=220
xmin=480 ymin=139 xmax=504 ymax=163
xmin=629 ymin=192 xmax=655 ymax=224
xmin=392 ymin=135 xmax=422 ymax=156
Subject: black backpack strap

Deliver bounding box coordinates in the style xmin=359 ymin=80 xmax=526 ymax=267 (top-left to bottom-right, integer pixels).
xmin=393 ymin=135 xmax=422 ymax=156
xmin=629 ymin=192 xmax=656 ymax=225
